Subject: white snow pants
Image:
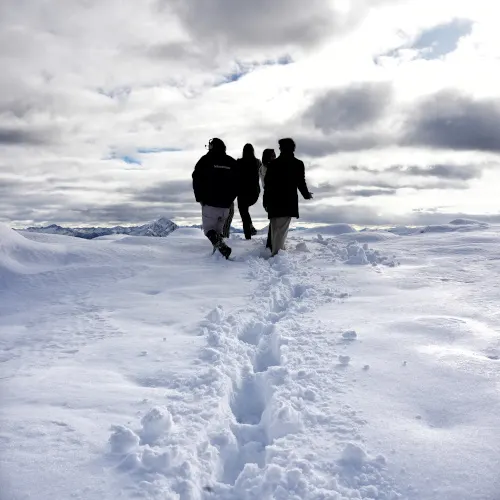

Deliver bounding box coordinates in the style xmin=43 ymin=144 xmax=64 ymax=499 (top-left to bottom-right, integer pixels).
xmin=202 ymin=205 xmax=230 ymax=236
xmin=270 ymin=217 xmax=291 ymax=256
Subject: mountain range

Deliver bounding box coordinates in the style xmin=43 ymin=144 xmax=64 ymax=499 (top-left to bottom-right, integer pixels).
xmin=21 ymin=217 xmax=179 ymax=239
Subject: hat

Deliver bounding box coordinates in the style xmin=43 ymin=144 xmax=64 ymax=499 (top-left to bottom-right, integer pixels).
xmin=208 ymin=137 xmax=226 ymax=152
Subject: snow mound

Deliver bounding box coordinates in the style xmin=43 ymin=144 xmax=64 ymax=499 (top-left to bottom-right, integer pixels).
xmin=0 ymin=223 xmax=82 ymax=281
xmin=449 ymin=218 xmax=489 ymax=226
xmin=140 ymin=407 xmax=174 ymax=445
xmin=339 ymin=443 xmax=368 ymax=467
xmin=295 ymin=242 xmax=310 ymax=253
xmin=387 ymin=226 xmax=421 ymax=236
xmin=168 ymin=227 xmax=206 ymax=239
xmin=312 ymin=235 xmax=399 ymax=267
xmin=337 ymin=231 xmax=398 ymax=243
xmin=420 ymin=222 xmax=489 ymax=234
xmin=302 ymin=224 xmax=357 ymax=235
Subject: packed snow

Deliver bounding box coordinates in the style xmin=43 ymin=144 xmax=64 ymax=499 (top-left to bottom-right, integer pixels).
xmin=1 ymin=220 xmax=499 ymax=500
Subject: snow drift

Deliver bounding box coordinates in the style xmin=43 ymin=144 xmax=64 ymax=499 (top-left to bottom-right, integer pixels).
xmin=300 ymin=223 xmax=357 ymax=235
xmin=0 ymin=223 xmax=82 ymax=280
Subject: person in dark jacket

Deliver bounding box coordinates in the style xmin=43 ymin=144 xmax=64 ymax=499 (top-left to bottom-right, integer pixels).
xmin=236 ymin=143 xmax=261 ymax=240
xmin=263 ymin=138 xmax=312 ymax=256
xmin=192 ymin=137 xmax=238 ymax=259
xmin=260 ymin=148 xmax=276 ymax=250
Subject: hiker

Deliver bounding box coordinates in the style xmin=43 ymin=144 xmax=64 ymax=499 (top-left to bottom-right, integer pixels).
xmin=192 ymin=138 xmax=238 ymax=259
xmin=263 ymin=138 xmax=313 ymax=256
xmin=260 ymin=148 xmax=276 ymax=250
xmin=236 ymin=143 xmax=261 ymax=240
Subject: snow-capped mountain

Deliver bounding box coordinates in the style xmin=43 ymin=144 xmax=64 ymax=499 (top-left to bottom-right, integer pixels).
xmin=21 ymin=217 xmax=178 ymax=240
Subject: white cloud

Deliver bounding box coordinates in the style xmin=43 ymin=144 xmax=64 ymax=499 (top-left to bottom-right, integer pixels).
xmin=1 ymin=0 xmax=499 ymax=227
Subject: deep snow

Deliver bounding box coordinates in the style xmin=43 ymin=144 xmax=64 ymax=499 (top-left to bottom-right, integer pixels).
xmin=1 ymin=221 xmax=499 ymax=500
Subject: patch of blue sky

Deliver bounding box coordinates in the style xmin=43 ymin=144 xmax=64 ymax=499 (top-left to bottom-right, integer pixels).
xmin=216 ymin=54 xmax=293 ymax=86
xmin=411 ymin=19 xmax=473 ymax=59
xmin=375 ymin=18 xmax=473 ymax=63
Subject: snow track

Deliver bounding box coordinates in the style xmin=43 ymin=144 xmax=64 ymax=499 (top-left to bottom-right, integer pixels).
xmin=5 ymin=225 xmax=499 ymax=499
xmin=108 ymin=246 xmax=400 ymax=499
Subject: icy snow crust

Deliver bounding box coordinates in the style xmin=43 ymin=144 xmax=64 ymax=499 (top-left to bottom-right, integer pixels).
xmin=1 ymin=222 xmax=500 ymax=499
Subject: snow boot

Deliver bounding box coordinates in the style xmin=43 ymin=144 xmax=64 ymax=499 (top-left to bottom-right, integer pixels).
xmin=218 ymin=240 xmax=232 ymax=259
xmin=206 ymin=230 xmax=232 ymax=259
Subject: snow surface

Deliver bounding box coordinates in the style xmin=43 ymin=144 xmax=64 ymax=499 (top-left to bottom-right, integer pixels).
xmin=1 ymin=221 xmax=500 ymax=500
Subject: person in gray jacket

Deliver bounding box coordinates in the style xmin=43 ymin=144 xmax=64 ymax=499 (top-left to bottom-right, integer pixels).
xmin=192 ymin=138 xmax=238 ymax=259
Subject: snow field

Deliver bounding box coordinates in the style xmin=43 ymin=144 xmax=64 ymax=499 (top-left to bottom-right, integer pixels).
xmin=106 ymin=241 xmax=402 ymax=499
xmin=1 ymin=221 xmax=500 ymax=500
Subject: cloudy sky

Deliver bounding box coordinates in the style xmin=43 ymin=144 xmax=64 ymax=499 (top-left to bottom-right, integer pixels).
xmin=1 ymin=0 xmax=499 ymax=228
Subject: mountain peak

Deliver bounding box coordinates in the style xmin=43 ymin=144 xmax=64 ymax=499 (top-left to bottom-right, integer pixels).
xmin=21 ymin=218 xmax=178 ymax=240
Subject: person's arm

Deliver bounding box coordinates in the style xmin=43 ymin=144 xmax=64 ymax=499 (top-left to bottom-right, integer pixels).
xmin=297 ymin=160 xmax=312 ymax=199
xmin=259 ymin=164 xmax=266 ymax=188
xmin=231 ymin=157 xmax=240 ymax=201
xmin=192 ymin=157 xmax=206 ymax=203
xmin=263 ymin=163 xmax=275 ymax=211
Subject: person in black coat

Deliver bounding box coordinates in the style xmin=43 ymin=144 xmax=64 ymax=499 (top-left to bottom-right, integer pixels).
xmin=192 ymin=137 xmax=238 ymax=258
xmin=236 ymin=143 xmax=261 ymax=240
xmin=263 ymin=138 xmax=312 ymax=256
xmin=260 ymin=148 xmax=276 ymax=249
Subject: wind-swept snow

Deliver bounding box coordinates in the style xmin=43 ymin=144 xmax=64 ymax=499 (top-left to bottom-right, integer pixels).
xmin=1 ymin=222 xmax=499 ymax=500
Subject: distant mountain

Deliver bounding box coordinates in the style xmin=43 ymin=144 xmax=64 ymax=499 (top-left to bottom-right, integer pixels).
xmin=21 ymin=217 xmax=178 ymax=240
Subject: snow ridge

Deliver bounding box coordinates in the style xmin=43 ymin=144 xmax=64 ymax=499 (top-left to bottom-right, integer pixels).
xmin=107 ymin=244 xmax=400 ymax=499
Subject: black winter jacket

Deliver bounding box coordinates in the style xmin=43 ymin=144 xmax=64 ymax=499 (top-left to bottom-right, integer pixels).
xmin=192 ymin=151 xmax=238 ymax=208
xmin=263 ymin=154 xmax=311 ymax=219
xmin=237 ymin=157 xmax=261 ymax=207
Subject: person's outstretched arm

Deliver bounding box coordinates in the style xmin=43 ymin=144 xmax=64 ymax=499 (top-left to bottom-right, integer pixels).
xmin=297 ymin=160 xmax=312 ymax=199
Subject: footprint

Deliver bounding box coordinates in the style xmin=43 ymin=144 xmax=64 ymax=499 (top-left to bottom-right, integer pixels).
xmin=230 ymin=374 xmax=265 ymax=425
xmin=253 ymin=332 xmax=282 ymax=373
xmin=238 ymin=321 xmax=271 ymax=346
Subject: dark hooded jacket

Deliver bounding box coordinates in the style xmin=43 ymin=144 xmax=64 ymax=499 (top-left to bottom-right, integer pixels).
xmin=263 ymin=153 xmax=311 ymax=219
xmin=192 ymin=149 xmax=238 ymax=208
xmin=237 ymin=157 xmax=261 ymax=207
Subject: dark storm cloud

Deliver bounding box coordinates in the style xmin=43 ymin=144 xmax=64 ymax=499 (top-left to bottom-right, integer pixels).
xmin=306 ymin=182 xmax=395 ymax=200
xmin=295 ymin=132 xmax=390 ymax=158
xmin=303 ymin=82 xmax=393 ymax=133
xmin=129 ymin=180 xmax=194 ymax=204
xmin=69 ymin=203 xmax=198 ymax=225
xmin=0 ymin=127 xmax=51 ymax=145
xmin=0 ymin=174 xmax=199 ymax=226
xmin=300 ymin=204 xmax=390 ymax=226
xmin=300 ymin=204 xmax=500 ymax=227
xmin=395 ymin=164 xmax=483 ymax=180
xmin=164 ymin=0 xmax=335 ymax=49
xmin=351 ymin=163 xmax=484 ymax=181
xmin=346 ymin=188 xmax=397 ymax=197
xmin=403 ymin=90 xmax=500 ymax=152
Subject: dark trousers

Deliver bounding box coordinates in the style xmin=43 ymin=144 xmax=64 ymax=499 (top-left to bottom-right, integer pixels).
xmin=266 ymin=225 xmax=271 ymax=249
xmin=238 ymin=203 xmax=254 ymax=239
